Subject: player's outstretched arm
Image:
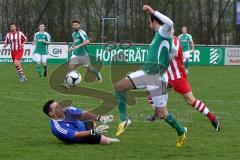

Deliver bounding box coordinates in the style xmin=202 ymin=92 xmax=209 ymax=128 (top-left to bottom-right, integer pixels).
xmin=74 ymin=124 xmax=109 ymax=138
xmin=191 ymin=39 xmax=195 ymax=53
xmin=74 ymin=40 xmax=90 ymax=49
xmin=80 ymin=111 xmax=114 ymax=124
xmin=33 ymin=33 xmax=37 ymax=45
xmin=68 ymin=45 xmax=74 ymax=52
xmin=44 ymin=33 xmax=51 ymax=44
xmin=3 ymin=34 xmax=9 ymax=48
xmin=80 ymin=111 xmax=98 ymax=121
xmin=43 ymin=40 xmax=51 ymax=44
xmin=143 ymin=5 xmax=173 ymax=28
xmin=21 ymin=32 xmax=28 ymax=48
xmin=74 ymin=130 xmax=92 ymax=138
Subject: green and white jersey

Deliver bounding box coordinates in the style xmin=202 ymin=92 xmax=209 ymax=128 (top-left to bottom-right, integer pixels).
xmin=34 ymin=31 xmax=51 ymax=55
xmin=178 ymin=33 xmax=192 ymax=52
xmin=72 ymin=29 xmax=89 ymax=56
xmin=141 ymin=25 xmax=172 ymax=75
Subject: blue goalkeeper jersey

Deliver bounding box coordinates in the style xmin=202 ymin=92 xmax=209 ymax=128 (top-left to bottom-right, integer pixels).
xmin=50 ymin=106 xmax=87 ymax=143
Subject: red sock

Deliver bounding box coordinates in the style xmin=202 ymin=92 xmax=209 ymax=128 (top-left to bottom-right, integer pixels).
xmin=207 ymin=112 xmax=216 ymax=122
xmin=148 ymin=96 xmax=153 ymax=104
xmin=15 ymin=65 xmax=24 ymax=76
xmin=191 ymin=99 xmax=216 ymax=122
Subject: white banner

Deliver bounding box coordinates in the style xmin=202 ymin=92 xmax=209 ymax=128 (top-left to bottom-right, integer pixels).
xmin=225 ymin=48 xmax=240 ymax=65
xmin=48 ymin=45 xmax=68 ymax=59
xmin=0 ymin=44 xmax=68 ymax=63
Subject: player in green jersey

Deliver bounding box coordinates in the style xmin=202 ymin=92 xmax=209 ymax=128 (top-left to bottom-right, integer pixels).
xmin=33 ymin=23 xmax=51 ymax=77
xmin=114 ymin=5 xmax=187 ymax=147
xmin=178 ymin=26 xmax=194 ymax=74
xmin=61 ymin=20 xmax=102 ymax=89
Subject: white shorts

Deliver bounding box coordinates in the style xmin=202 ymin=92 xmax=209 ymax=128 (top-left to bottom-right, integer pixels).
xmin=34 ymin=54 xmax=47 ymax=64
xmin=69 ymin=54 xmax=91 ymax=67
xmin=128 ymin=70 xmax=168 ymax=108
xmin=183 ymin=51 xmax=191 ymax=62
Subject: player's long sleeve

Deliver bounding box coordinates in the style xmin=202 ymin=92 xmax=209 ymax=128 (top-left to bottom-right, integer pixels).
xmin=21 ymin=32 xmax=28 ymax=42
xmin=4 ymin=33 xmax=9 ymax=44
xmin=154 ymin=11 xmax=173 ymax=29
xmin=33 ymin=33 xmax=37 ymax=43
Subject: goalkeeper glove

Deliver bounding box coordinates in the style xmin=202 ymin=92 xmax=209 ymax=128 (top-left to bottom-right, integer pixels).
xmin=90 ymin=125 xmax=109 ymax=135
xmin=97 ymin=115 xmax=114 ymax=124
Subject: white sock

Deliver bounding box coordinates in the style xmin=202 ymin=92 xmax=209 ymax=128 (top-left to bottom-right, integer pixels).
xmin=109 ymin=138 xmax=120 ymax=143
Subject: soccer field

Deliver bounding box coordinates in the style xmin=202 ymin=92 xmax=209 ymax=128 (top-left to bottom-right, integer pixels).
xmin=0 ymin=64 xmax=240 ymax=160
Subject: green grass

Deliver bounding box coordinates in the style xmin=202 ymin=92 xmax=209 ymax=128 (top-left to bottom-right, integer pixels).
xmin=0 ymin=64 xmax=240 ymax=160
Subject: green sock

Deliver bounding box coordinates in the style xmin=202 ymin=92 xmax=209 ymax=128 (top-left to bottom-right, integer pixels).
xmin=115 ymin=91 xmax=127 ymax=121
xmin=165 ymin=112 xmax=185 ymax=136
xmin=37 ymin=64 xmax=42 ymax=77
xmin=184 ymin=61 xmax=189 ymax=69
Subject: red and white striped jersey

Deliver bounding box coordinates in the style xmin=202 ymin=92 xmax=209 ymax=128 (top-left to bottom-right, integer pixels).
xmin=4 ymin=31 xmax=27 ymax=51
xmin=167 ymin=36 xmax=187 ymax=81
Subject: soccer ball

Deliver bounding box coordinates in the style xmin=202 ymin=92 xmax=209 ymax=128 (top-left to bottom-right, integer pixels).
xmin=65 ymin=71 xmax=81 ymax=86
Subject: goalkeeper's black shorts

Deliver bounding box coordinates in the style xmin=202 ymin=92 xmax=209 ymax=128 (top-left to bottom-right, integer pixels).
xmin=80 ymin=121 xmax=101 ymax=144
xmin=80 ymin=134 xmax=101 ymax=144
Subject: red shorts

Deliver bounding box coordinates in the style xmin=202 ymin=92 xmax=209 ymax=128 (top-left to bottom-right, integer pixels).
xmin=168 ymin=78 xmax=192 ymax=94
xmin=11 ymin=49 xmax=24 ymax=61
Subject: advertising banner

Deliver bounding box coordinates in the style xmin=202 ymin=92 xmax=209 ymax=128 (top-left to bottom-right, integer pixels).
xmin=86 ymin=44 xmax=225 ymax=65
xmin=190 ymin=47 xmax=225 ymax=65
xmin=1 ymin=43 xmax=239 ymax=66
xmin=0 ymin=44 xmax=68 ymax=63
xmin=86 ymin=44 xmax=148 ymax=64
xmin=224 ymin=48 xmax=240 ymax=65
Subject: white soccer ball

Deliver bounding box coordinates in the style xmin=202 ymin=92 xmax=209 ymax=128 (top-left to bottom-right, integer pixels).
xmin=65 ymin=71 xmax=81 ymax=86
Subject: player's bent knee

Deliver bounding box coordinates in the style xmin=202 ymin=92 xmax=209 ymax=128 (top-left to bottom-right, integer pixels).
xmin=114 ymin=82 xmax=123 ymax=91
xmin=186 ymin=99 xmax=193 ymax=106
xmin=154 ymin=106 xmax=168 ymax=118
xmin=183 ymin=92 xmax=195 ymax=105
xmin=114 ymin=79 xmax=131 ymax=91
xmin=14 ymin=60 xmax=20 ymax=66
xmin=68 ymin=65 xmax=75 ymax=72
xmin=161 ymin=112 xmax=168 ymax=119
xmin=185 ymin=96 xmax=195 ymax=105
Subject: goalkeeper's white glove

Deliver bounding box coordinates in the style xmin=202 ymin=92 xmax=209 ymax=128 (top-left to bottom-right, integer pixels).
xmin=97 ymin=115 xmax=114 ymax=124
xmin=90 ymin=125 xmax=109 ymax=135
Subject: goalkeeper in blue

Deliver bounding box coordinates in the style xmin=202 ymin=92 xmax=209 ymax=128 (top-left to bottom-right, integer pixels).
xmin=114 ymin=5 xmax=187 ymax=147
xmin=43 ymin=100 xmax=119 ymax=144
